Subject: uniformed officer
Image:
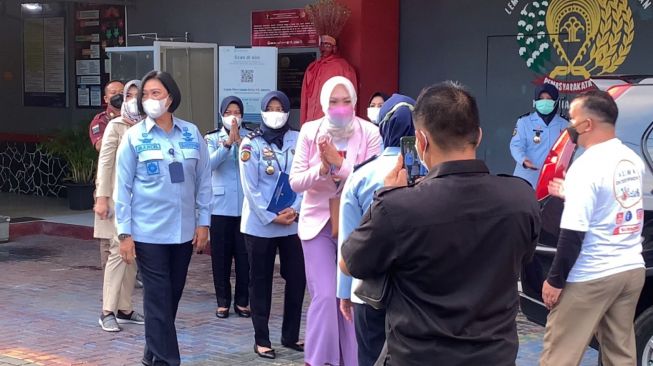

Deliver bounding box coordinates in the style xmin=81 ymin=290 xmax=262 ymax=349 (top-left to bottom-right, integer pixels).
xmin=337 ymin=93 xmax=415 ymax=366
xmin=239 ymin=91 xmax=306 ymax=360
xmin=114 ymin=70 xmax=211 ymax=366
xmin=510 ymin=83 xmax=568 ymax=187
xmin=340 ymin=82 xmax=540 ymax=366
xmin=205 ymin=96 xmax=251 ymax=319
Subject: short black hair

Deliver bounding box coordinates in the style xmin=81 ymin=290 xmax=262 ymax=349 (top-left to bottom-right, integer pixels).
xmin=574 ymin=90 xmax=618 ymax=125
xmin=413 ymin=81 xmax=480 ymax=151
xmin=104 ymin=80 xmax=124 ymax=94
xmin=138 ymin=70 xmax=182 ymax=114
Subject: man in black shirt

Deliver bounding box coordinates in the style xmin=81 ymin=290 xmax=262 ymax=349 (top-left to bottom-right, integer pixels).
xmin=340 ymin=81 xmax=541 ymax=366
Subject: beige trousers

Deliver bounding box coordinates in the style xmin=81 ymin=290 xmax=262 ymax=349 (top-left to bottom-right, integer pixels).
xmin=540 ymin=267 xmax=645 ymax=366
xmin=102 ymin=236 xmax=137 ymax=313
xmin=100 ymin=238 xmax=111 ymax=269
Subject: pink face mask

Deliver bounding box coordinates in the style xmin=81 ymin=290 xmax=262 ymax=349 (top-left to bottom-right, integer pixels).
xmin=327 ymin=105 xmax=354 ymax=127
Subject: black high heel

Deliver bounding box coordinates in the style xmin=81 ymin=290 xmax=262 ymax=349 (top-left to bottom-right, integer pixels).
xmin=254 ymin=344 xmax=276 ymax=359
xmin=215 ymin=307 xmax=229 ymax=318
xmin=234 ymin=305 xmax=251 ymax=318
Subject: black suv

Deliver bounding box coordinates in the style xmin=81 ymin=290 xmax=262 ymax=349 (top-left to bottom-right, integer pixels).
xmin=519 ymin=75 xmax=653 ymax=365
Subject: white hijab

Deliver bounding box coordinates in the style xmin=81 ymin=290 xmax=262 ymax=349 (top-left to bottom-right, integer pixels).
xmin=320 ymin=76 xmax=358 ymax=140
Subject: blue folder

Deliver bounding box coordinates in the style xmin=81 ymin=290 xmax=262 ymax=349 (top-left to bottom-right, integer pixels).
xmin=266 ymin=172 xmax=297 ymax=214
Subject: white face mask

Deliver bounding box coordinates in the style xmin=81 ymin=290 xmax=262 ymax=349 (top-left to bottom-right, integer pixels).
xmin=416 ymin=130 xmax=430 ymax=172
xmin=367 ymin=107 xmax=381 ymax=124
xmin=126 ymin=98 xmax=139 ymax=116
xmin=142 ymin=98 xmax=168 ymax=119
xmin=261 ymin=111 xmax=289 ymax=129
xmin=222 ymin=115 xmax=242 ymax=130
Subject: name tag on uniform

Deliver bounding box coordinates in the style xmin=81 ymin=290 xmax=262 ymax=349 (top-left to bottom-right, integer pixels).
xmin=169 ymin=162 xmax=184 ymax=183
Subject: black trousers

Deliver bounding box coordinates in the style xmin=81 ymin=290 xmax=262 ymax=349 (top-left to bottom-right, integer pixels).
xmin=210 ymin=215 xmax=249 ymax=308
xmin=244 ymin=234 xmax=306 ymax=348
xmin=354 ymin=303 xmax=387 ymax=366
xmin=136 ymin=241 xmax=193 ymax=366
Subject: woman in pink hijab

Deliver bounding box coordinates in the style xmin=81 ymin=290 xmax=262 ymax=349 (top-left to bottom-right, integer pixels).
xmin=290 ymin=76 xmax=382 ymax=365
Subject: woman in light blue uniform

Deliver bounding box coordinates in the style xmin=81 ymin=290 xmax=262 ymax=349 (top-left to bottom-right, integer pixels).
xmin=114 ymin=70 xmax=211 ymax=366
xmin=205 ymin=96 xmax=251 ymax=319
xmin=509 ymin=83 xmax=569 ymax=187
xmin=239 ymin=91 xmax=306 ymax=360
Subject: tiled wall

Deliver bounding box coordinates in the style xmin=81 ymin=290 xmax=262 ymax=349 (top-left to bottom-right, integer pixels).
xmin=0 ymin=141 xmax=67 ymax=197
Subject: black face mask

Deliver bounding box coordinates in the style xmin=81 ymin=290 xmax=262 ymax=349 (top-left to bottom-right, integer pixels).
xmin=109 ymin=94 xmax=124 ymax=109
xmin=566 ymin=125 xmax=579 ymax=144
xmin=567 ymin=120 xmax=588 ymax=145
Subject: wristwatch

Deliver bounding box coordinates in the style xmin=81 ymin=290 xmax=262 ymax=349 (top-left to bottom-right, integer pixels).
xmin=118 ymin=233 xmax=131 ymax=241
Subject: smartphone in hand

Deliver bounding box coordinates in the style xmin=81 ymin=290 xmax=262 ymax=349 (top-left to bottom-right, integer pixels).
xmin=400 ymin=136 xmax=426 ymax=184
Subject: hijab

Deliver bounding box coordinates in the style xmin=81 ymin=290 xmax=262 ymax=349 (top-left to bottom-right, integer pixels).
xmin=320 ymin=76 xmax=357 ymax=140
xmin=260 ymin=91 xmax=291 ymax=149
xmin=120 ymin=80 xmax=143 ymax=125
xmin=377 ymin=94 xmax=416 ymax=148
xmin=534 ymin=83 xmax=560 ymax=125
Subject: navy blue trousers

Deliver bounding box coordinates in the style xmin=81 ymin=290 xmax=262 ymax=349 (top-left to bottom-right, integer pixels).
xmin=354 ymin=303 xmax=386 ymax=366
xmin=136 ymin=241 xmax=193 ymax=366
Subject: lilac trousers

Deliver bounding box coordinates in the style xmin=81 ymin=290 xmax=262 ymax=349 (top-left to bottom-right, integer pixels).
xmin=302 ymin=222 xmax=358 ymax=366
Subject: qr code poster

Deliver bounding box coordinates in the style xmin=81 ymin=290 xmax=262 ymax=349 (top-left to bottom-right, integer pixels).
xmin=241 ymin=69 xmax=254 ymax=83
xmin=219 ymin=46 xmax=278 ymax=124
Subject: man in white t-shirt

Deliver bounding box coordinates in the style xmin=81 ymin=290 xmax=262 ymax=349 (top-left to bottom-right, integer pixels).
xmin=540 ymin=90 xmax=645 ymax=366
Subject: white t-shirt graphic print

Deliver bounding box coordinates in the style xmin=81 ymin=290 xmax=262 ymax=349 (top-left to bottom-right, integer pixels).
xmin=561 ymin=138 xmax=645 ymax=283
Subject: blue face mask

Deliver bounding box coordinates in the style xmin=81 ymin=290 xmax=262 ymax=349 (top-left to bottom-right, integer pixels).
xmin=535 ymin=99 xmax=556 ymax=115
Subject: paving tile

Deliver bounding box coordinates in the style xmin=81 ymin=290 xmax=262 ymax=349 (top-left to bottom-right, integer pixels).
xmin=0 ymin=235 xmax=598 ymax=366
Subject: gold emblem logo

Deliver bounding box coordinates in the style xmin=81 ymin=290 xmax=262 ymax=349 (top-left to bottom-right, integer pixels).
xmin=512 ymin=0 xmax=638 ymax=93
xmin=547 ymin=0 xmax=634 ymax=78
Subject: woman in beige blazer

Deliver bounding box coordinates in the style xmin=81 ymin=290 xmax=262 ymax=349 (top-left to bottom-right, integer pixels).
xmin=93 ymin=80 xmax=146 ymax=332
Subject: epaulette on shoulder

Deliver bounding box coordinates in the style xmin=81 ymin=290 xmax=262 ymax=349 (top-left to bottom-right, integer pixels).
xmin=246 ymin=128 xmax=263 ymax=140
xmin=518 ymin=112 xmax=531 ymax=119
xmin=497 ymin=173 xmax=533 ymax=188
xmin=373 ymin=185 xmax=405 ymax=199
xmin=354 ymin=155 xmax=378 ymax=172
xmin=204 ymin=128 xmax=219 ymax=136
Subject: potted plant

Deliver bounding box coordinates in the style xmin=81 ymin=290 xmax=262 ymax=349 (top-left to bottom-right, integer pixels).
xmin=41 ymin=125 xmax=97 ymax=210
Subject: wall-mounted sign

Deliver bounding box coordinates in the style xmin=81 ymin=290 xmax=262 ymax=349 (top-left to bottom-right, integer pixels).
xmin=251 ymin=9 xmax=318 ymax=48
xmin=219 ymin=47 xmax=278 ymax=123
xmin=23 ymin=10 xmax=66 ymax=107
xmin=506 ymin=0 xmax=651 ymax=94
xmin=74 ymin=4 xmax=125 ymax=108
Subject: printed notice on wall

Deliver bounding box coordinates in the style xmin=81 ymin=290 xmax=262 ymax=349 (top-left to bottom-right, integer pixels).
xmin=219 ymin=46 xmax=278 ymax=124
xmin=74 ymin=3 xmax=126 ymax=108
xmin=43 ymin=18 xmax=65 ymax=93
xmin=22 ymin=14 xmax=67 ymax=107
xmin=76 ymin=60 xmax=101 ymax=76
xmin=90 ymin=86 xmax=102 ymax=106
xmin=78 ymin=87 xmax=90 ymax=106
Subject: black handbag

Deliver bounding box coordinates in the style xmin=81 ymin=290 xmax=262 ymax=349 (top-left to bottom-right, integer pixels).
xmin=354 ymin=274 xmax=391 ymax=310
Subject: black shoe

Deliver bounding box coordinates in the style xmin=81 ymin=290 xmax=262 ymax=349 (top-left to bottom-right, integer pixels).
xmin=234 ymin=305 xmax=251 ymax=318
xmin=281 ymin=340 xmax=304 ymax=352
xmin=141 ymin=357 xmax=152 ymax=366
xmin=215 ymin=308 xmax=229 ymax=318
xmin=254 ymin=344 xmax=276 ymax=359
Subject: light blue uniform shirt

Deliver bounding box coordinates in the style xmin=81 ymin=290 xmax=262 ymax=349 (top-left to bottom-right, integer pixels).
xmin=205 ymin=127 xmax=250 ymax=216
xmin=239 ymin=130 xmax=303 ymax=238
xmin=337 ymin=146 xmax=399 ymax=303
xmin=114 ymin=116 xmax=212 ymax=244
xmin=509 ymin=112 xmax=568 ymax=187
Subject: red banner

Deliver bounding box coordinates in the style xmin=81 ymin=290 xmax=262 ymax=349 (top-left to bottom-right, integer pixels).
xmin=251 ymin=9 xmax=318 ymax=48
